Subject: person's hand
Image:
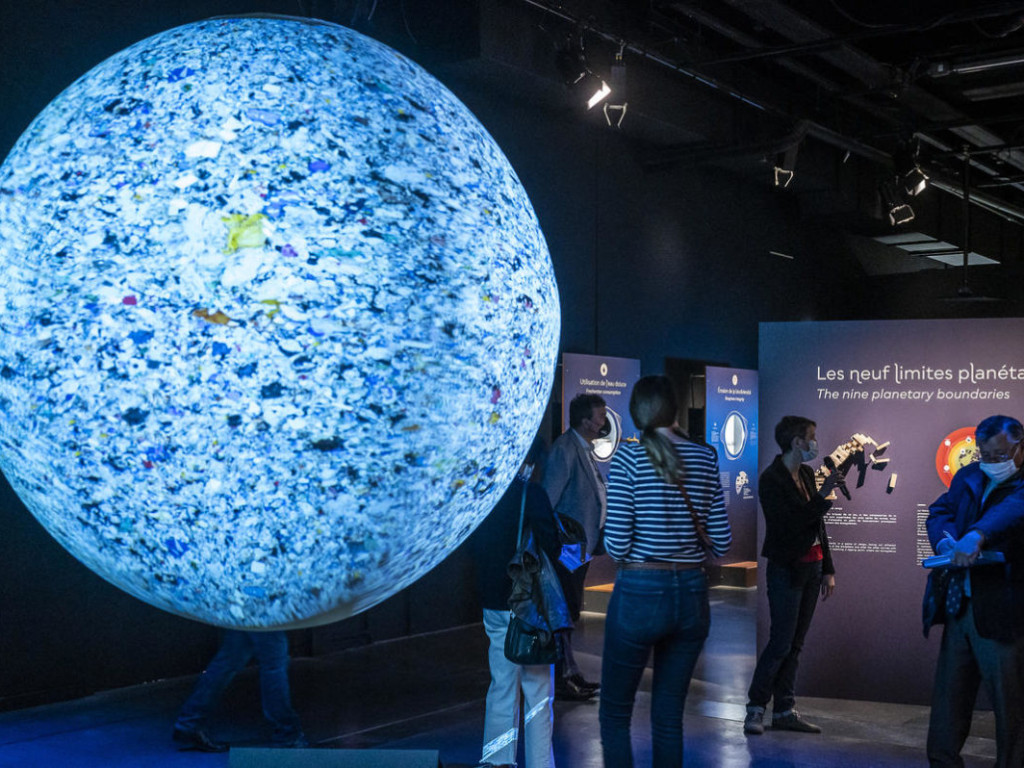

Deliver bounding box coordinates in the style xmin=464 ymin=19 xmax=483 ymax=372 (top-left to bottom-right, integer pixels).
xmin=819 ymin=469 xmax=846 ymax=497
xmin=952 ymin=530 xmax=985 ymax=567
xmin=935 ymin=535 xmax=955 ymax=555
xmin=821 ymin=574 xmax=835 ymax=601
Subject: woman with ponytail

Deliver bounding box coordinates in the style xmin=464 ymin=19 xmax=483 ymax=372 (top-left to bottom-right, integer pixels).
xmin=598 ymin=375 xmax=731 ymax=767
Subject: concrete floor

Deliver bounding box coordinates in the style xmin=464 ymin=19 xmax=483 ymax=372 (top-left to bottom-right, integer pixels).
xmin=0 ymin=587 xmax=997 ymax=767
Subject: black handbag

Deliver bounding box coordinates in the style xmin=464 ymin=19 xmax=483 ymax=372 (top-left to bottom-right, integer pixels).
xmin=503 ymin=481 xmax=570 ymax=665
xmin=504 ymin=614 xmax=560 ymax=665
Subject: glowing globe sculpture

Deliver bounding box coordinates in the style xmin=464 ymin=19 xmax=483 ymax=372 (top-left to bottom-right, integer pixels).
xmin=0 ymin=16 xmax=559 ymax=628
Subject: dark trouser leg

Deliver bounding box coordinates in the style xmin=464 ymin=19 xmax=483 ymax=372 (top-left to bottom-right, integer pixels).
xmin=771 ymin=562 xmax=821 ymax=713
xmin=968 ymin=609 xmax=1024 ymax=768
xmin=927 ymin=610 xmax=978 ymax=768
xmin=555 ymin=560 xmax=589 ymax=678
xmin=649 ymin=571 xmax=710 ymax=768
xmin=175 ymin=630 xmax=252 ymax=731
xmin=746 ymin=561 xmax=821 ymax=711
xmin=251 ymin=631 xmax=303 ymax=742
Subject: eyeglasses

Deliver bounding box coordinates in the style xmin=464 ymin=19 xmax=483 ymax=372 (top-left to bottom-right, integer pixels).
xmin=980 ymin=442 xmax=1021 ymax=463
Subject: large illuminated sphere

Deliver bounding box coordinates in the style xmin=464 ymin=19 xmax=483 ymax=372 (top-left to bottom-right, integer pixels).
xmin=0 ymin=17 xmax=559 ymax=628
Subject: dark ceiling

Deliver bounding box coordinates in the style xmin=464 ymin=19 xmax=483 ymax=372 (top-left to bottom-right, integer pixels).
xmin=658 ymin=0 xmax=1024 ymax=208
xmin=476 ymin=0 xmax=1024 ymax=273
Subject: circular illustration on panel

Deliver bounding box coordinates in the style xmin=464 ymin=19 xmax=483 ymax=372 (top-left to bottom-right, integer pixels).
xmin=935 ymin=427 xmax=978 ymax=488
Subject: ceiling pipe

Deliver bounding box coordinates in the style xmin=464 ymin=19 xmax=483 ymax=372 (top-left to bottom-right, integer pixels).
xmin=932 ymin=142 xmax=1024 ymax=158
xmin=930 ymin=50 xmax=1024 ymax=77
xmin=686 ymin=5 xmax=1024 ymax=68
xmin=667 ymin=2 xmax=843 ymax=95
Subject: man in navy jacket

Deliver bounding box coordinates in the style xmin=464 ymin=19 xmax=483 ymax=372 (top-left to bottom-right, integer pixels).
xmin=925 ymin=414 xmax=1024 ymax=768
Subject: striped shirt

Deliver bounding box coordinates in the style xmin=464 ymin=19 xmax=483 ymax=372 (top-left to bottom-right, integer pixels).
xmin=605 ymin=440 xmax=731 ymax=563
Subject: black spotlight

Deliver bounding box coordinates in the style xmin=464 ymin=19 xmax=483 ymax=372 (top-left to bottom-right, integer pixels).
xmin=895 ymin=138 xmax=929 ymax=196
xmin=773 ymin=144 xmax=799 ymax=188
xmin=880 ymin=180 xmax=915 ymax=226
xmin=557 ymin=31 xmax=611 ymax=110
xmin=903 ymin=165 xmax=929 ymax=197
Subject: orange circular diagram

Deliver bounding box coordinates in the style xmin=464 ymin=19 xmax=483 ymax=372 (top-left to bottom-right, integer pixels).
xmin=936 ymin=427 xmax=979 ymax=487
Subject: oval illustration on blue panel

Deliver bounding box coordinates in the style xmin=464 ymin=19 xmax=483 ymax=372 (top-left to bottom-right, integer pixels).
xmin=722 ymin=411 xmax=748 ymax=460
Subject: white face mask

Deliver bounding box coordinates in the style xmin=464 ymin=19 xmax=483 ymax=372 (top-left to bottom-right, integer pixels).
xmin=980 ymin=459 xmax=1017 ymax=484
xmin=800 ymin=439 xmax=818 ymax=462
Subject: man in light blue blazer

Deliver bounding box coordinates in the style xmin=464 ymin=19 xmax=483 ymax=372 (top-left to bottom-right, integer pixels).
xmin=543 ymin=393 xmax=607 ymax=700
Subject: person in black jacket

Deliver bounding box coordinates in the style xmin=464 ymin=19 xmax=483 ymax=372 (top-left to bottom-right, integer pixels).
xmin=472 ymin=438 xmax=562 ymax=768
xmin=743 ymin=416 xmax=845 ymax=736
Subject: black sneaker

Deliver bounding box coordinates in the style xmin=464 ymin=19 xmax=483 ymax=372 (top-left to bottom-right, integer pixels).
xmin=772 ymin=710 xmax=822 ymax=733
xmin=275 ymin=733 xmax=310 ymax=748
xmin=743 ymin=707 xmax=765 ymax=735
xmin=172 ymin=727 xmax=228 ymax=752
xmin=568 ymin=672 xmax=600 ymax=692
xmin=555 ymin=676 xmax=596 ymax=701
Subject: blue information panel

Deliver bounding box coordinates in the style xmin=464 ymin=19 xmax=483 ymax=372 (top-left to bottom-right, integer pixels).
xmin=705 ymin=366 xmax=759 ymax=562
xmin=561 ymin=353 xmax=641 ymax=479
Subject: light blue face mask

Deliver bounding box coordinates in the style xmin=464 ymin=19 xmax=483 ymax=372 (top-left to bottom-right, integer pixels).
xmin=980 ymin=441 xmax=1021 ymax=484
xmin=800 ymin=439 xmax=818 ymax=462
xmin=980 ymin=458 xmax=1017 ymax=484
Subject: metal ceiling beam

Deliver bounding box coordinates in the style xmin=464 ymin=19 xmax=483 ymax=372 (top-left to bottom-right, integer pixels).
xmin=666 ymin=2 xmax=843 ymax=94
xmin=679 ymin=3 xmax=1024 ymax=68
xmin=641 ymin=122 xmax=811 ymax=170
xmin=929 ymin=175 xmax=1024 ymax=226
xmin=711 ymin=0 xmax=963 ymax=123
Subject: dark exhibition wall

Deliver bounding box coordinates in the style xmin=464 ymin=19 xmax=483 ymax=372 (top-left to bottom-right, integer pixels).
xmin=1 ymin=0 xmax=1023 ymax=709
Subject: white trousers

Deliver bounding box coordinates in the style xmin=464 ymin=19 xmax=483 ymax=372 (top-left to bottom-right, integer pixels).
xmin=481 ymin=609 xmax=556 ymax=768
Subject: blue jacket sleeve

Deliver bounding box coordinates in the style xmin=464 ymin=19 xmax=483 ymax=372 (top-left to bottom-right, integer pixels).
xmin=973 ymin=483 xmax=1024 ymax=546
xmin=926 ymin=476 xmax=964 ymax=553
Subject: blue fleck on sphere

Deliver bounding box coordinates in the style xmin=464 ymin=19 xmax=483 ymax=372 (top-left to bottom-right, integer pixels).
xmin=0 ymin=16 xmax=559 ymax=628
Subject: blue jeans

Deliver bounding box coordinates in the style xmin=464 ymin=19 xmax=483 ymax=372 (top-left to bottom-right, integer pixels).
xmin=599 ymin=568 xmax=710 ymax=768
xmin=747 ymin=560 xmax=822 ymax=713
xmin=175 ymin=630 xmax=303 ymax=743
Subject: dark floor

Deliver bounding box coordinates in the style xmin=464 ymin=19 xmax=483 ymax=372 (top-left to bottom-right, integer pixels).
xmin=0 ymin=587 xmax=997 ymax=767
